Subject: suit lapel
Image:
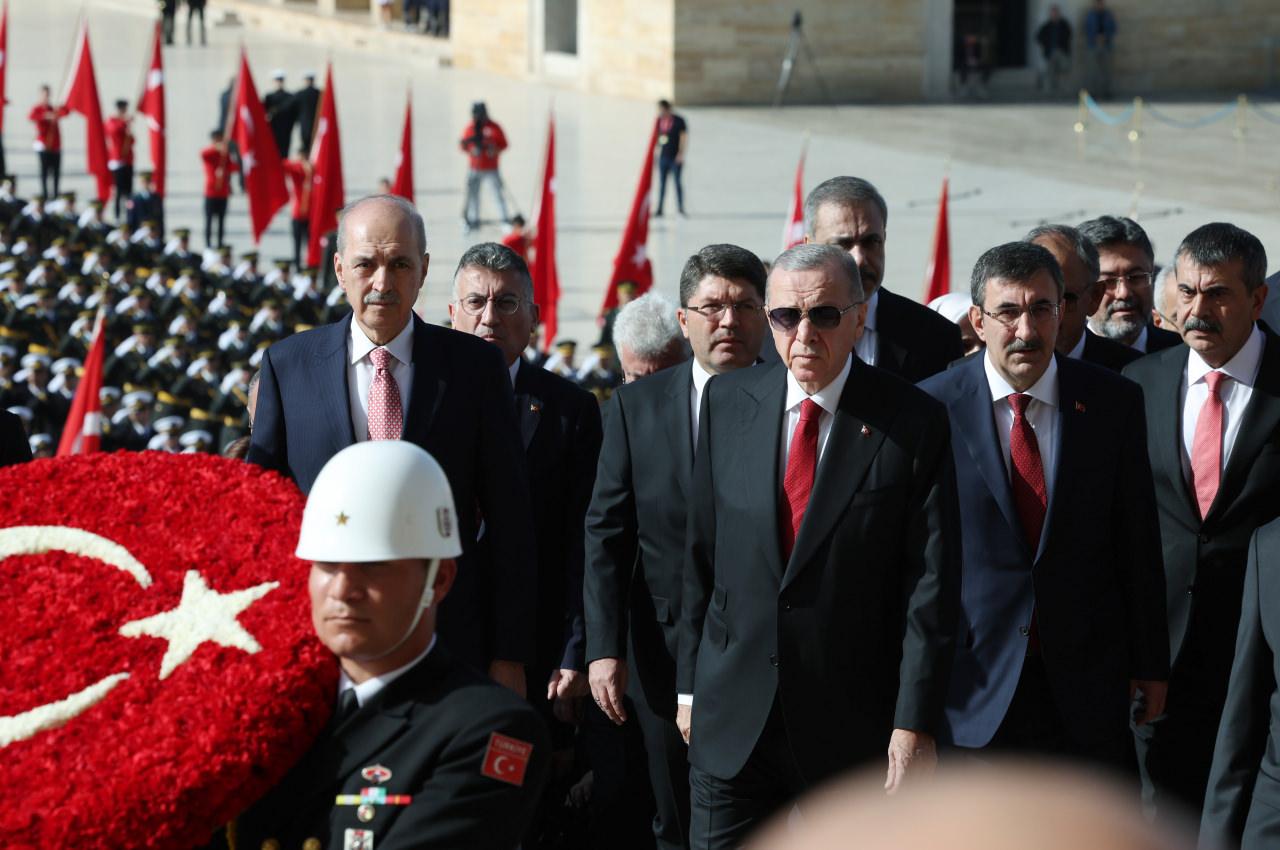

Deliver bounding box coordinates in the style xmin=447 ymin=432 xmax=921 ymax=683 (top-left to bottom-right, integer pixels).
xmin=873 ymin=291 xmax=909 ymax=375
xmin=513 ymin=361 xmax=541 ymax=451
xmin=1038 ymin=356 xmax=1078 ymax=562
xmin=317 ymin=317 xmax=357 ymax=446
xmin=1211 ymin=332 xmax=1280 ymax=522
xmin=1150 ymin=349 xmax=1200 ymax=520
xmin=403 ymin=317 xmax=446 ymax=442
xmin=663 ymin=362 xmax=695 ymax=502
xmin=738 ymin=363 xmax=786 ymax=579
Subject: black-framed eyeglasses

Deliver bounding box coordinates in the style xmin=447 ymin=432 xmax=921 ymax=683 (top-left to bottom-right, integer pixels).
xmin=981 ymin=302 xmax=1060 ymax=328
xmin=1098 ymin=271 xmax=1153 ymax=290
xmin=684 ymin=301 xmax=764 ymax=321
xmin=457 ymin=293 xmax=524 ymax=316
xmin=766 ymin=302 xmax=862 ymax=332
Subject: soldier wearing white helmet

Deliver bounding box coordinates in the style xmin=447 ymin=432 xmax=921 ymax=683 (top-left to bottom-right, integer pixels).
xmin=224 ymin=441 xmax=550 ymax=850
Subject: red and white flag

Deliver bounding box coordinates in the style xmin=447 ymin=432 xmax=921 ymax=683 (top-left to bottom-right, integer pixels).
xmin=0 ymin=1 xmax=9 ymax=137
xmin=57 ymin=308 xmax=106 ymax=456
xmin=136 ymin=21 xmax=165 ymax=197
xmin=228 ymin=50 xmax=288 ymax=244
xmin=781 ymin=139 xmax=807 ymax=252
xmin=923 ymin=177 xmax=951 ymax=303
xmin=306 ymin=64 xmax=344 ymax=268
xmin=600 ymin=120 xmax=659 ymax=316
xmin=60 ymin=20 xmax=112 ymax=203
xmin=531 ymin=113 xmax=558 ymax=351
xmin=391 ymin=90 xmax=413 ymax=201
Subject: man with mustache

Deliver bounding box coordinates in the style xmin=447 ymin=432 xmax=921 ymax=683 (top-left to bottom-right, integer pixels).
xmin=250 ymin=195 xmax=538 ymax=700
xmin=919 ymin=241 xmax=1167 ymax=773
xmin=1122 ymin=222 xmax=1280 ymax=826
xmin=1078 ymin=216 xmax=1182 ymax=354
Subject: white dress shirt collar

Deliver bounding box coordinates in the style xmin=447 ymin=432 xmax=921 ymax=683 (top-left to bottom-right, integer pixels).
xmin=350 ymin=317 xmax=414 ymax=367
xmin=1131 ymin=324 xmax=1149 ymax=353
xmin=863 ymin=289 xmax=880 ymax=331
xmin=509 ymin=357 xmax=521 ymax=387
xmin=785 ymin=353 xmax=854 ymax=415
xmin=983 ymin=349 xmax=1060 ymax=409
xmin=1187 ymin=325 xmax=1264 ymax=390
xmin=691 ymin=358 xmax=714 ymax=397
xmin=338 ymin=634 xmax=437 ymax=708
xmin=1067 ymin=328 xmax=1087 ymax=360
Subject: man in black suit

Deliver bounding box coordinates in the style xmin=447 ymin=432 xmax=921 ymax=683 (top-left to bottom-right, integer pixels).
xmin=248 ymin=194 xmax=537 ymax=698
xmin=0 ymin=409 xmax=31 ymax=465
xmin=1079 ymin=215 xmax=1182 ymax=354
xmin=446 ymin=242 xmax=602 ymax=757
xmin=586 ymin=243 xmax=769 ymax=850
xmin=263 ymin=71 xmax=297 ymax=159
xmin=1122 ymin=222 xmax=1280 ymax=822
xmin=678 ymin=243 xmax=959 ymax=849
xmin=294 ymin=72 xmax=321 ymax=153
xmin=227 ymin=440 xmax=549 ymax=850
xmin=1026 ymin=223 xmax=1140 ymax=372
xmin=920 ymin=241 xmax=1167 ymax=770
xmin=803 ymin=176 xmax=963 ymax=381
xmin=1201 ymin=517 xmax=1280 ymax=849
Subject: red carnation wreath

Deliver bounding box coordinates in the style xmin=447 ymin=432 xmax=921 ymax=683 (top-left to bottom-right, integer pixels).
xmin=0 ymin=453 xmax=338 ymax=849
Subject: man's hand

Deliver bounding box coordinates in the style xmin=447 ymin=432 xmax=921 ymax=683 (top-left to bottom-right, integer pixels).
xmin=547 ymin=669 xmax=589 ymax=725
xmin=588 ymin=657 xmax=629 ymax=725
xmin=676 ymin=704 xmax=692 ymax=744
xmin=1130 ymin=679 xmax=1168 ymax=726
xmin=488 ymin=660 xmax=527 ymax=699
xmin=884 ymin=729 xmax=936 ymax=795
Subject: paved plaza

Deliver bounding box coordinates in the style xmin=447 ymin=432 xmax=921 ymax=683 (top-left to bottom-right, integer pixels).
xmin=14 ymin=0 xmax=1280 ymax=347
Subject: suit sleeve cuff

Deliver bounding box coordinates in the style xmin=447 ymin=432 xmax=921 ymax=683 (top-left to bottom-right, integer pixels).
xmin=677 ymin=694 xmax=694 ymax=706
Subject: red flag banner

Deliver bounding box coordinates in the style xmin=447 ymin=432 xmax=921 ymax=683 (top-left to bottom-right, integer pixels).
xmin=781 ymin=140 xmax=807 ymax=252
xmin=600 ymin=119 xmax=659 ymax=316
xmin=531 ymin=113 xmax=558 ymax=351
xmin=60 ymin=21 xmax=112 ymax=203
xmin=306 ymin=64 xmax=344 ymax=268
xmin=137 ymin=21 xmax=166 ymax=197
xmin=391 ymin=91 xmax=413 ymax=201
xmin=228 ymin=50 xmax=288 ymax=244
xmin=57 ymin=307 xmax=106 ymax=456
xmin=923 ymin=177 xmax=951 ymax=303
xmin=0 ymin=1 xmax=9 ymax=136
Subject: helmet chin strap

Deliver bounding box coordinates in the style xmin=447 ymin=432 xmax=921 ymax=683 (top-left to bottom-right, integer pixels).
xmin=368 ymin=558 xmax=440 ymax=662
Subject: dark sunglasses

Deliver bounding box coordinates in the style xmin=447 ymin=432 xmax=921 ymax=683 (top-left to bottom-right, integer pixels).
xmin=766 ymin=302 xmax=862 ymax=332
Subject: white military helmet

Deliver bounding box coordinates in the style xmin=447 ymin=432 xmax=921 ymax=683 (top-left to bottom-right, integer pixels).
xmin=296 ymin=440 xmax=462 ymax=563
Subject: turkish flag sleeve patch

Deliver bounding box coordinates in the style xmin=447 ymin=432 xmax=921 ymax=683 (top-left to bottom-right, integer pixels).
xmin=480 ymin=732 xmax=533 ymax=786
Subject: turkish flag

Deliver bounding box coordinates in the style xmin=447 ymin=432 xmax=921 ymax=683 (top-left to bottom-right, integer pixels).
xmin=136 ymin=21 xmax=165 ymax=197
xmin=391 ymin=92 xmax=413 ymax=201
xmin=923 ymin=177 xmax=951 ymax=303
xmin=228 ymin=50 xmax=288 ymax=244
xmin=306 ymin=64 xmax=344 ymax=268
xmin=60 ymin=21 xmax=112 ymax=203
xmin=57 ymin=307 xmax=106 ymax=456
xmin=599 ymin=119 xmax=659 ymax=316
xmin=781 ymin=140 xmax=806 ymax=252
xmin=0 ymin=1 xmax=9 ymax=135
xmin=481 ymin=732 xmax=533 ymax=787
xmin=530 ymin=114 xmax=558 ymax=352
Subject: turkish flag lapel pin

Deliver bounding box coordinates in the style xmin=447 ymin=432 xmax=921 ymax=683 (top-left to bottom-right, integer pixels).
xmin=480 ymin=732 xmax=533 ymax=786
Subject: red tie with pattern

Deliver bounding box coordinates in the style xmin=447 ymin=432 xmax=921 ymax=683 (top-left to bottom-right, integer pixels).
xmin=367 ymin=347 xmax=403 ymax=441
xmin=780 ymin=399 xmax=821 ymax=563
xmin=1009 ymin=393 xmax=1046 ymax=653
xmin=1190 ymin=371 xmax=1226 ymax=519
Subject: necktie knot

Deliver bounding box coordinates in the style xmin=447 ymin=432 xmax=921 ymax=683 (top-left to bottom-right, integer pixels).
xmin=798 ymin=398 xmax=821 ymax=423
xmin=370 ymin=346 xmax=393 ymax=371
xmin=1203 ymin=371 xmax=1226 ymax=395
xmin=1008 ymin=392 xmax=1032 ymax=418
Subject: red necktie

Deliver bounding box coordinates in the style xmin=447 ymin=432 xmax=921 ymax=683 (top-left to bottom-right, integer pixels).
xmin=1190 ymin=371 xmax=1226 ymax=519
xmin=367 ymin=347 xmax=403 ymax=441
xmin=780 ymin=399 xmax=821 ymax=562
xmin=1008 ymin=393 xmax=1047 ymax=551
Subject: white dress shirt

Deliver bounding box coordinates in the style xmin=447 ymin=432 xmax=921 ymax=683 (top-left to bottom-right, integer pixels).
xmin=984 ymin=351 xmax=1060 ymax=502
xmin=1179 ymin=325 xmax=1264 ymax=486
xmin=337 ymin=634 xmax=437 ymax=708
xmin=690 ymin=359 xmax=714 ymax=453
xmin=1130 ymin=324 xmax=1150 ymax=353
xmin=1066 ymin=328 xmax=1088 ymax=360
xmin=508 ymin=357 xmax=521 ymax=387
xmin=347 ymin=319 xmax=414 ymax=441
xmin=854 ymin=289 xmax=880 ymax=366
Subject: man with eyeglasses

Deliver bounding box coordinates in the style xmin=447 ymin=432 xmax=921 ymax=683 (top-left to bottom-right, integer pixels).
xmin=586 ymin=244 xmax=768 ymax=850
xmin=919 ymin=241 xmax=1167 ymax=775
xmin=677 ymin=243 xmax=958 ymax=849
xmin=1079 ymin=216 xmax=1182 ymax=354
xmin=1122 ymin=222 xmax=1280 ymax=827
xmin=1025 ymin=223 xmax=1140 ymax=372
xmin=803 ymin=176 xmax=963 ymax=382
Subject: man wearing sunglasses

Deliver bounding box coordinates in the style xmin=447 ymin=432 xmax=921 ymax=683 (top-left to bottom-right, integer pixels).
xmin=677 ymin=243 xmax=959 ymax=849
xmin=919 ymin=241 xmax=1167 ymax=775
xmin=803 ymin=176 xmax=962 ymax=382
xmin=587 ymin=243 xmax=768 ymax=850
xmin=1079 ymin=215 xmax=1182 ymax=354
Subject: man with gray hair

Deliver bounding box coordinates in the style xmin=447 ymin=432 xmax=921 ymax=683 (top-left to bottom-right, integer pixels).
xmin=678 ymin=242 xmax=959 ymax=848
xmin=803 ymin=176 xmax=962 ymax=381
xmin=250 ymin=196 xmax=539 ymax=699
xmin=612 ymin=291 xmax=689 ymax=384
xmin=1152 ymin=264 xmax=1182 ymax=333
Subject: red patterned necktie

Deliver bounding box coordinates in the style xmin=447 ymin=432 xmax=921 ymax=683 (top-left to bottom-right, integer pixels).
xmin=367 ymin=347 xmax=403 ymax=441
xmin=1008 ymin=393 xmax=1047 ymax=551
xmin=1190 ymin=371 xmax=1226 ymax=519
xmin=780 ymin=399 xmax=821 ymax=563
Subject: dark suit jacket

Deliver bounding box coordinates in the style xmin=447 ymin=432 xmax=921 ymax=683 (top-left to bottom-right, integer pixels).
xmin=1146 ymin=323 xmax=1184 ymax=353
xmin=0 ymin=411 xmax=31 ymax=466
xmin=678 ymin=358 xmax=960 ymax=782
xmin=1081 ymin=329 xmax=1142 ymax=372
xmin=1122 ymin=329 xmax=1280 ymax=702
xmin=1202 ymin=519 xmax=1280 ymax=850
xmin=229 ymin=645 xmax=550 ymax=850
xmin=513 ymin=360 xmax=602 ymax=676
xmin=875 ymin=288 xmax=965 ymax=383
xmin=584 ymin=360 xmax=693 ymax=715
xmin=919 ymin=353 xmax=1168 ymax=749
xmin=248 ymin=315 xmax=538 ymax=668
